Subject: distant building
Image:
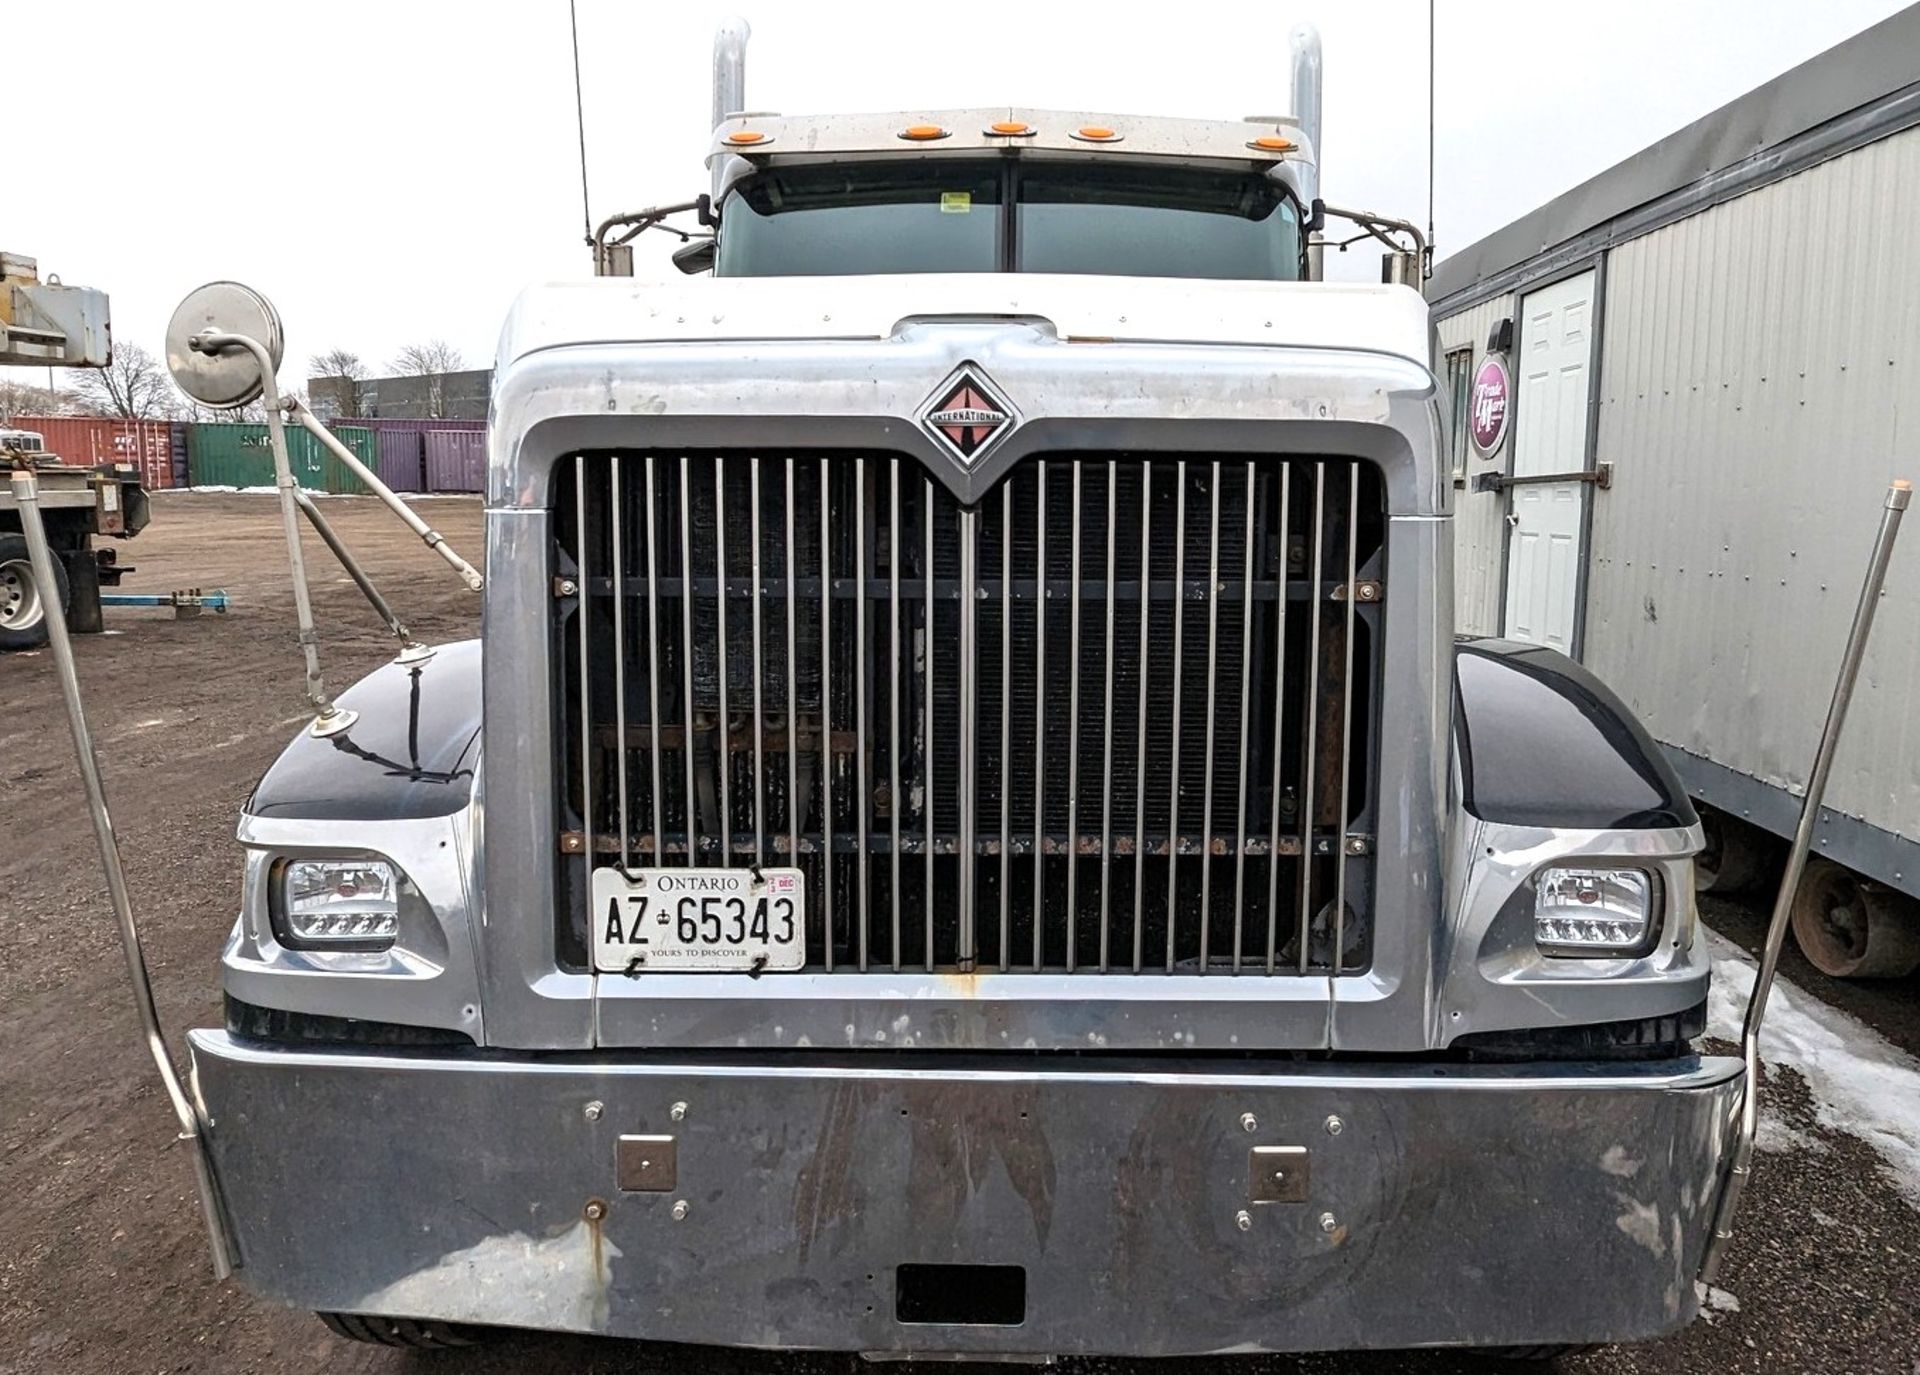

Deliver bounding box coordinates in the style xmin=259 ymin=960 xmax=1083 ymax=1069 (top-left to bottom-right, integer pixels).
xmin=309 ymin=368 xmax=492 ymax=422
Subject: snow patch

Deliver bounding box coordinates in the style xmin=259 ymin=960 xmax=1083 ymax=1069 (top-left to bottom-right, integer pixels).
xmin=1694 ymin=1281 xmax=1742 ymax=1324
xmin=1707 ymin=928 xmax=1920 ymax=1206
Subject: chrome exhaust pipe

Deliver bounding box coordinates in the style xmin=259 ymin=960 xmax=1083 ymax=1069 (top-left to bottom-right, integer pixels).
xmin=1289 ymin=24 xmax=1323 ymax=208
xmin=712 ymin=16 xmax=751 ymax=130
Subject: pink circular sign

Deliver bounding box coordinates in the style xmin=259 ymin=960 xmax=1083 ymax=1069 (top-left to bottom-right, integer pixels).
xmin=1469 ymin=355 xmax=1511 ymax=456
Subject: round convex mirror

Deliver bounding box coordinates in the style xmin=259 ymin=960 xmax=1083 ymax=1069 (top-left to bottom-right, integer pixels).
xmin=165 ymin=281 xmax=286 ymax=409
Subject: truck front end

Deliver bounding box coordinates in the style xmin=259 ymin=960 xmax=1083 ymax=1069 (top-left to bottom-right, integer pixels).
xmin=187 ymin=27 xmax=1735 ymax=1357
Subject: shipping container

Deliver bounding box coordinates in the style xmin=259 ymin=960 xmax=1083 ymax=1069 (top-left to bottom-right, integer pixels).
xmin=423 ymin=427 xmax=488 ymax=493
xmin=185 ymin=423 xmax=376 ymax=495
xmin=1428 ymin=5 xmax=1920 ymax=931
xmin=328 ymin=418 xmax=484 ymax=493
xmin=169 ymin=421 xmax=190 ymax=488
xmin=7 ymin=416 xmax=176 ymax=489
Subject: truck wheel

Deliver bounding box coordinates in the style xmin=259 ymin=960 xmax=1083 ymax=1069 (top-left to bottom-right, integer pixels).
xmin=0 ymin=532 xmax=69 ymax=651
xmin=316 ymin=1312 xmax=480 ymax=1349
xmin=1696 ymin=808 xmax=1771 ymax=895
xmin=1789 ymin=858 xmax=1920 ymax=978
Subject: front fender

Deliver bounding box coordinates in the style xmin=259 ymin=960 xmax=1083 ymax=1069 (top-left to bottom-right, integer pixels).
xmin=1433 ymin=638 xmax=1708 ymax=1048
xmin=223 ymin=641 xmax=485 ymax=1044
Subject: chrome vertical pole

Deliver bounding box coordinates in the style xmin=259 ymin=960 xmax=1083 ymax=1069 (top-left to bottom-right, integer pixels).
xmin=1164 ymin=461 xmax=1188 ymax=972
xmin=1099 ymin=462 xmax=1117 ymax=972
xmin=190 ymin=331 xmax=350 ymax=736
xmin=714 ymin=461 xmax=732 ymax=864
xmin=1701 ymin=478 xmax=1909 ymax=1282
xmin=1032 ymin=462 xmax=1048 ymax=970
xmin=958 ymin=504 xmax=979 ymax=971
xmin=818 ymin=457 xmax=835 ymax=967
xmin=679 ymin=458 xmax=700 ymax=864
xmin=1198 ymin=461 xmax=1223 ymax=972
xmin=9 ymin=468 xmax=235 ymax=1278
xmin=1065 ymin=461 xmax=1083 ymax=971
xmin=610 ymin=462 xmax=632 ymax=866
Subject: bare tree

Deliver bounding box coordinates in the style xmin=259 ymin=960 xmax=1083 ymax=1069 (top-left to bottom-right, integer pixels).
xmin=64 ymin=341 xmax=177 ymax=420
xmin=309 ymin=347 xmax=368 ymax=418
xmin=390 ymin=339 xmax=465 ymax=419
xmin=0 ymin=374 xmax=75 ymax=423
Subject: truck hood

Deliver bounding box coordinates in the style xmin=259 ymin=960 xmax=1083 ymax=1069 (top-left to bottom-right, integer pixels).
xmin=496 ymin=274 xmax=1431 ymax=375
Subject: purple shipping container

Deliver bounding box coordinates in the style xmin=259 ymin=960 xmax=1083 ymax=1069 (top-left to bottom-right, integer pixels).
xmin=423 ymin=428 xmax=487 ymax=493
xmin=331 ymin=418 xmax=483 ymax=493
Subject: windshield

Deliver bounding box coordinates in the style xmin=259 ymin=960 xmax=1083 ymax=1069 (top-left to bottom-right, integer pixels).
xmin=714 ymin=159 xmax=1304 ymax=281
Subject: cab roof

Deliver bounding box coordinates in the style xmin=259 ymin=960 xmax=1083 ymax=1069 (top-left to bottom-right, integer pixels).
xmin=707 ymin=108 xmax=1316 ymax=207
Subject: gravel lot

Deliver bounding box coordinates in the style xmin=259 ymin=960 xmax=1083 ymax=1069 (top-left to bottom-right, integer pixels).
xmin=2 ymin=492 xmax=1915 ymax=1374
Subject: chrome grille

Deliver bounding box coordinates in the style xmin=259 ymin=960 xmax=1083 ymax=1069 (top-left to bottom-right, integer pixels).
xmin=557 ymin=452 xmax=1382 ymax=974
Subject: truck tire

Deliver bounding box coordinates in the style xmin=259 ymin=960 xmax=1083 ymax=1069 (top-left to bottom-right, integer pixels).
xmin=1789 ymin=857 xmax=1920 ymax=978
xmin=316 ymin=1312 xmax=480 ymax=1349
xmin=0 ymin=532 xmax=69 ymax=651
xmin=1695 ymin=808 xmax=1772 ymax=895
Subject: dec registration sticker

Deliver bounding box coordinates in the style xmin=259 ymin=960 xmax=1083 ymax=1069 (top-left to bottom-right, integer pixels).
xmin=591 ymin=865 xmax=805 ymax=973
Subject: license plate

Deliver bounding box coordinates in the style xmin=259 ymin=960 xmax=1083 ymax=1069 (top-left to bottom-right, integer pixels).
xmin=591 ymin=866 xmax=805 ymax=973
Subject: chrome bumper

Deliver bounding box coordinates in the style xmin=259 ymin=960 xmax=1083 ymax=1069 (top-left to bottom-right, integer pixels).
xmin=189 ymin=1031 xmax=1738 ymax=1356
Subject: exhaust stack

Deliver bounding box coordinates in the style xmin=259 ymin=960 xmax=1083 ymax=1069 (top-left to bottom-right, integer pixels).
xmin=1289 ymin=24 xmax=1323 ymax=207
xmin=712 ymin=16 xmax=751 ymax=131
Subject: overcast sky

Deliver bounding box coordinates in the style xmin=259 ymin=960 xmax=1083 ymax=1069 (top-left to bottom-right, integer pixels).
xmin=5 ymin=0 xmax=1909 ymax=395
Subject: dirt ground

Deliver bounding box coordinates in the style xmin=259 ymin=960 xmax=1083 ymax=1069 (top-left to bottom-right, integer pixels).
xmin=2 ymin=492 xmax=1916 ymax=1375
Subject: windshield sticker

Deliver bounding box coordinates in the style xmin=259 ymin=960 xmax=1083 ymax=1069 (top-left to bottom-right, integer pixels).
xmin=939 ymin=191 xmax=972 ymax=214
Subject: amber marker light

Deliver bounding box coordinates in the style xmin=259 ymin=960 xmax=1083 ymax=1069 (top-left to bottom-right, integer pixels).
xmin=1248 ymin=135 xmax=1296 ymax=152
xmin=900 ymin=124 xmax=951 ymax=141
xmin=1070 ymin=125 xmax=1121 ymax=142
xmin=725 ymin=130 xmax=768 ymax=145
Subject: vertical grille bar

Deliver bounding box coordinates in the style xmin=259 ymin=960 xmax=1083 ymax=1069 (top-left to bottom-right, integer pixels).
xmin=1198 ymin=460 xmax=1223 ymax=971
xmin=1164 ymin=460 xmax=1187 ymax=973
xmin=1065 ymin=461 xmax=1083 ymax=972
xmin=785 ymin=459 xmax=800 ymax=873
xmin=714 ymin=462 xmax=732 ymax=864
xmin=642 ymin=457 xmax=666 ymax=863
xmin=1297 ymin=462 xmax=1326 ymax=975
xmin=1099 ymin=462 xmax=1117 ymax=972
xmin=957 ymin=506 xmax=978 ymax=970
xmin=1131 ymin=458 xmax=1152 ymax=973
xmin=1231 ymin=463 xmax=1256 ymax=970
xmin=575 ymin=456 xmax=594 ymax=864
xmin=923 ymin=474 xmax=936 ymax=972
xmin=1265 ymin=465 xmax=1292 ymax=973
xmin=679 ymin=458 xmax=698 ymax=865
xmin=819 ymin=457 xmax=834 ymax=969
xmin=750 ymin=458 xmax=767 ymax=866
xmin=1332 ymin=464 xmax=1360 ymax=976
xmin=855 ymin=456 xmax=870 ymax=970
xmin=610 ymin=461 xmax=631 ymax=866
xmin=1031 ymin=461 xmax=1047 ymax=972
xmin=889 ymin=461 xmax=903 ymax=972
xmin=998 ymin=486 xmax=1012 ymax=972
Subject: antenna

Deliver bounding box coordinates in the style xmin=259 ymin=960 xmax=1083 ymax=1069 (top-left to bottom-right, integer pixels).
xmin=571 ymin=0 xmax=593 ymax=247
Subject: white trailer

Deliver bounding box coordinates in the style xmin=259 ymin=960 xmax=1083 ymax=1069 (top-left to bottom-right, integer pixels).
xmin=1429 ymin=4 xmax=1920 ymax=975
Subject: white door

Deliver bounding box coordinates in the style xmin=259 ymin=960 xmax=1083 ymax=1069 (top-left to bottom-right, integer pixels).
xmin=1502 ymin=270 xmax=1595 ymax=650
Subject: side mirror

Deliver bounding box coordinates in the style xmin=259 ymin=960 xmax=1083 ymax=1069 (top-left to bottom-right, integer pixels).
xmin=673 ymin=238 xmax=718 ymax=275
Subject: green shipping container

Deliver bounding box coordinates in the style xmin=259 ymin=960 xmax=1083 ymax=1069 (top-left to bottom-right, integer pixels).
xmin=185 ymin=423 xmax=374 ymax=495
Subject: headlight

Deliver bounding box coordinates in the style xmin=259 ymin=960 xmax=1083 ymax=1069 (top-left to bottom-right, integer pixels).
xmin=277 ymin=859 xmax=400 ymax=950
xmin=1533 ymin=866 xmax=1656 ymax=957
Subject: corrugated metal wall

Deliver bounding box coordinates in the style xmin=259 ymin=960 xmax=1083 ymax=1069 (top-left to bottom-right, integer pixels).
xmin=7 ymin=417 xmax=179 ymax=489
xmin=184 ymin=423 xmax=376 ymax=495
xmin=1436 ymin=294 xmax=1514 ymax=636
xmin=1586 ymin=124 xmax=1920 ymax=844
